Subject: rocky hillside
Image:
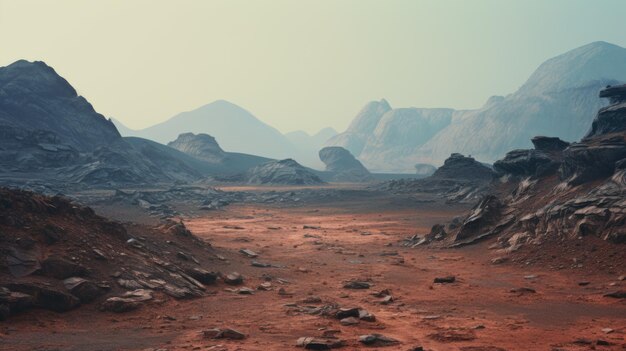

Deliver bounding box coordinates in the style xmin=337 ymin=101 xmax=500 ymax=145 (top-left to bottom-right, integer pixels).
xmin=0 ymin=60 xmax=120 ymax=151
xmin=0 ymin=187 xmax=231 ymax=319
xmin=328 ymin=41 xmax=626 ymax=172
xmin=410 ymin=84 xmax=626 ymax=252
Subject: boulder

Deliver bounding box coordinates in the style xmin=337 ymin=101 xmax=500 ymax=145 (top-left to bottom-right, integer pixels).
xmin=63 ymin=277 xmax=104 ymax=303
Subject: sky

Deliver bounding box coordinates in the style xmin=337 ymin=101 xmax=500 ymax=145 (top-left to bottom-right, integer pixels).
xmin=1 ymin=0 xmax=626 ymax=134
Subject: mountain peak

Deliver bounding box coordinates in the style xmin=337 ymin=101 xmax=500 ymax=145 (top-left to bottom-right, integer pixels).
xmin=519 ymin=41 xmax=626 ymax=95
xmin=0 ymin=60 xmax=77 ymax=98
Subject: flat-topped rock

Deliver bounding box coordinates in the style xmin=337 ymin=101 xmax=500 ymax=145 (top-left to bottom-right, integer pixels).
xmin=431 ymin=153 xmax=495 ymax=181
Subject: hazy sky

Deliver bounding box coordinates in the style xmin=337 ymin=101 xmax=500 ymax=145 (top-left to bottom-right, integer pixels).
xmin=1 ymin=0 xmax=626 ymax=134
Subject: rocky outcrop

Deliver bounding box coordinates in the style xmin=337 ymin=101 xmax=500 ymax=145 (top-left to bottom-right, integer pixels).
xmin=377 ymin=154 xmax=494 ymax=203
xmin=585 ymin=84 xmax=626 ymax=138
xmin=167 ymin=133 xmax=226 ymax=163
xmin=319 ymin=146 xmax=371 ymax=182
xmin=432 ymin=153 xmax=495 ymax=181
xmin=246 ymin=159 xmax=324 ymax=185
xmin=431 ymin=84 xmax=626 ymax=249
xmin=492 ymin=136 xmax=569 ymax=178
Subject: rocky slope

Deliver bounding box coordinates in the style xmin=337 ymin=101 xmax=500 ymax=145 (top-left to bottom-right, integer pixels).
xmin=327 ymin=42 xmax=626 ymax=172
xmin=413 ymin=84 xmax=626 ymax=249
xmin=318 ymin=146 xmax=371 ymax=182
xmin=0 ymin=187 xmax=231 ymax=319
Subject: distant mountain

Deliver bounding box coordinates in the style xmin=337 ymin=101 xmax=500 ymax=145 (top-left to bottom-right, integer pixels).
xmin=0 ymin=60 xmax=270 ymax=187
xmin=325 ymin=99 xmax=391 ymax=157
xmin=121 ymin=100 xmax=297 ymax=161
xmin=0 ymin=60 xmax=120 ymax=151
xmin=327 ymin=41 xmax=626 ymax=172
xmin=416 ymin=41 xmax=626 ymax=167
xmin=285 ymin=127 xmax=338 ymax=168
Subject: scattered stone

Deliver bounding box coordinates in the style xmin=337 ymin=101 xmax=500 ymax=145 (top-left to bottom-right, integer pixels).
xmin=240 ymin=249 xmax=258 ymax=258
xmin=578 ymin=281 xmax=590 ymax=286
xmin=303 ymin=225 xmax=322 ymax=230
xmin=296 ymin=336 xmax=345 ymax=349
xmin=340 ymin=317 xmax=359 ymax=326
xmin=301 ymin=295 xmax=322 ymax=304
xmin=343 ymin=281 xmax=371 ymax=289
xmin=433 ymin=276 xmax=456 ymax=284
xmin=603 ymin=290 xmax=626 ymax=299
xmin=101 ymin=289 xmax=152 ymax=313
xmin=237 ymin=287 xmax=255 ymax=295
xmin=223 ymin=272 xmax=243 ymax=285
xmin=257 ymin=282 xmax=272 ymax=291
xmin=278 ymin=287 xmax=294 ymax=296
xmin=510 ymin=287 xmax=536 ymax=294
xmin=251 ymin=260 xmax=272 ymax=268
xmin=491 ymin=257 xmax=508 ymax=265
xmin=428 ymin=329 xmax=476 ymax=342
xmin=358 ymin=334 xmax=400 ymax=346
xmin=203 ymin=328 xmax=246 ymax=340
xmin=185 ymin=268 xmax=218 ymax=284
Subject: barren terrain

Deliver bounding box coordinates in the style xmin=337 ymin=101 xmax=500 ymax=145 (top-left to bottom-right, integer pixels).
xmin=1 ymin=188 xmax=625 ymax=351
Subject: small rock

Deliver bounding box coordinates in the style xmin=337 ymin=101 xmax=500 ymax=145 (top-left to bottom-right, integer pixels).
xmin=603 ymin=290 xmax=626 ymax=299
xmin=239 ymin=249 xmax=258 ymax=258
xmin=358 ymin=334 xmax=400 ymax=346
xmin=340 ymin=317 xmax=359 ymax=326
xmin=223 ymin=272 xmax=243 ymax=285
xmin=433 ymin=276 xmax=455 ymax=284
xmin=343 ymin=281 xmax=371 ymax=289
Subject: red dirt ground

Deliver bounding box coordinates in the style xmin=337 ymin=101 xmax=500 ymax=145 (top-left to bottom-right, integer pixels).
xmin=1 ymin=199 xmax=625 ymax=351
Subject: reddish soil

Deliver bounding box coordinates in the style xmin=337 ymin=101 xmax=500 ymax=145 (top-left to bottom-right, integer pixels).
xmin=1 ymin=196 xmax=625 ymax=351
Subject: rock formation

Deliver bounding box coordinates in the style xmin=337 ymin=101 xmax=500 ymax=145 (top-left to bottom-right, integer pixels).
xmin=246 ymin=159 xmax=324 ymax=185
xmin=377 ymin=153 xmax=494 ymax=203
xmin=444 ymin=84 xmax=626 ymax=247
xmin=327 ymin=42 xmax=626 ymax=171
xmin=168 ymin=133 xmax=226 ymax=163
xmin=319 ymin=146 xmax=371 ymax=182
